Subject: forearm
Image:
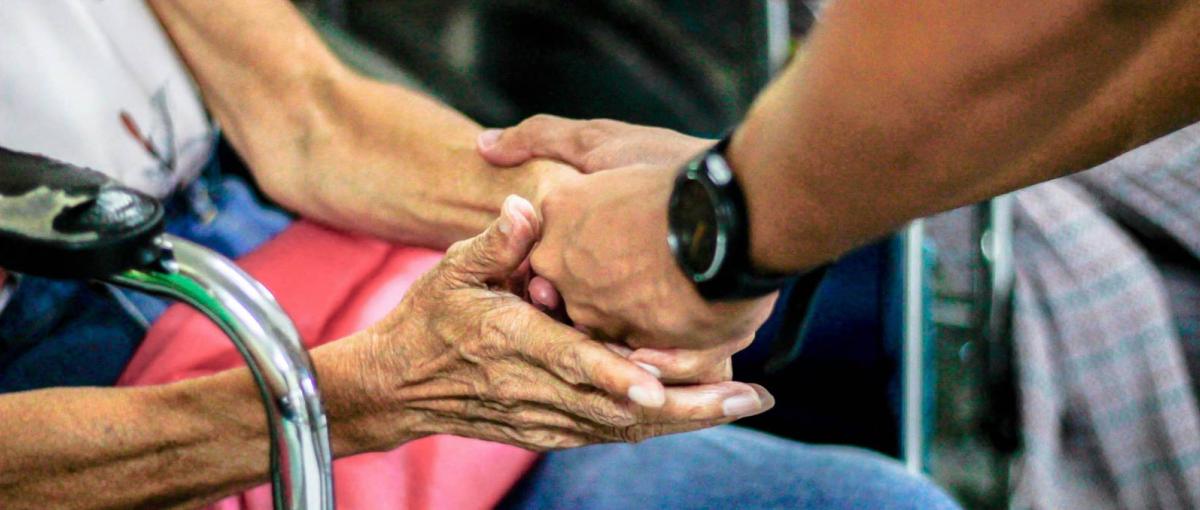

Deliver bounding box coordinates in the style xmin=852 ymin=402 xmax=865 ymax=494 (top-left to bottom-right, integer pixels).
xmin=0 ymin=337 xmax=405 ymax=509
xmin=244 ymin=71 xmax=566 ymax=248
xmin=734 ymin=0 xmax=1200 ymax=272
xmin=0 ymin=371 xmax=268 ymax=509
xmin=148 ymin=0 xmax=567 ymax=248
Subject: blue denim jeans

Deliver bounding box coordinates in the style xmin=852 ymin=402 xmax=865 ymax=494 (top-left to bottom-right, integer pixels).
xmin=504 ymin=425 xmax=960 ymax=510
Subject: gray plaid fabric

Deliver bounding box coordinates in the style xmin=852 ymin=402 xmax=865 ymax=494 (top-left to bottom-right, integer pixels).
xmin=1010 ymin=123 xmax=1200 ymax=509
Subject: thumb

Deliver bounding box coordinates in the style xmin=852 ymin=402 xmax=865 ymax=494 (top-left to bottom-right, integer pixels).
xmin=448 ymin=195 xmax=541 ymax=284
xmin=528 ymin=276 xmax=560 ymax=310
xmin=477 ymin=115 xmax=590 ymax=168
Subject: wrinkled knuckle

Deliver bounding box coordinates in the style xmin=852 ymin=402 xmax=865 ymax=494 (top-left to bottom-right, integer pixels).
xmin=523 ymin=429 xmax=574 ymax=452
xmin=613 ymin=425 xmax=648 ymax=444
xmin=420 ymin=265 xmax=462 ymax=296
xmin=543 ymin=433 xmax=589 ymax=451
xmin=543 ymin=342 xmax=583 ymax=383
xmin=458 ymin=335 xmax=506 ymax=364
xmin=475 ymin=308 xmax=522 ymax=350
xmin=490 ymin=393 xmax=521 ymax=412
xmin=498 ymin=301 xmax=535 ymax=326
xmin=459 ymin=398 xmax=482 ymax=417
xmin=488 ymin=380 xmax=521 ymax=406
xmin=583 ymin=394 xmax=636 ymax=428
xmin=467 ymin=242 xmax=500 ymax=272
xmin=607 ymin=409 xmax=639 ymax=429
xmin=564 ymin=436 xmax=594 ymax=449
xmin=445 ymin=239 xmax=472 ymax=263
xmin=467 ymin=340 xmax=508 ymax=362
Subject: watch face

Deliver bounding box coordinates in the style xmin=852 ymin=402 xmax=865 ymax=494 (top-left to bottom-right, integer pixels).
xmin=669 ymin=175 xmax=723 ymax=281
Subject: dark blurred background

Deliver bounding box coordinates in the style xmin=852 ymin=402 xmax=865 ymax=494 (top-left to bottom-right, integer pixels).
xmin=303 ymin=0 xmax=819 ymax=134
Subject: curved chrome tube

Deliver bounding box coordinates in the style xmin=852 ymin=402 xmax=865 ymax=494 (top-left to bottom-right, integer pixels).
xmin=108 ymin=235 xmax=334 ymax=510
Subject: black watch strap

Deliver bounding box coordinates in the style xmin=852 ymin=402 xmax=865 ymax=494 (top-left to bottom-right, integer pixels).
xmin=692 ymin=165 xmax=794 ymax=300
xmin=672 ymin=135 xmax=815 ymax=301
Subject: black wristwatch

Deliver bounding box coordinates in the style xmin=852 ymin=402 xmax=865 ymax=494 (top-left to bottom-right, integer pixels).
xmin=667 ymin=135 xmax=797 ymax=301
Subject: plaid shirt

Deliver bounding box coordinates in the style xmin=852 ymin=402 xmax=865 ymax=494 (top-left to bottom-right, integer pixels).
xmin=1010 ymin=122 xmax=1200 ymax=509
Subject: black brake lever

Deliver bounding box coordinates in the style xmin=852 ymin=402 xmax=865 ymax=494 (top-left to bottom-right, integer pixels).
xmin=0 ymin=147 xmax=165 ymax=279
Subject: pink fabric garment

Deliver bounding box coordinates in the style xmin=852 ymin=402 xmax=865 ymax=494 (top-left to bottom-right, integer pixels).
xmin=117 ymin=221 xmax=539 ymax=510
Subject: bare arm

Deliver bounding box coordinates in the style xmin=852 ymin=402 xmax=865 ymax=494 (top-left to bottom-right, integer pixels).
xmin=147 ymin=0 xmax=571 ymax=248
xmin=0 ymin=348 xmax=374 ymax=510
xmin=737 ymin=0 xmax=1200 ymax=272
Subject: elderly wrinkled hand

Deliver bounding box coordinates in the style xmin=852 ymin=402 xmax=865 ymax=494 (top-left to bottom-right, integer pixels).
xmin=332 ymin=195 xmax=772 ymax=452
xmin=478 ymin=117 xmax=773 ymax=384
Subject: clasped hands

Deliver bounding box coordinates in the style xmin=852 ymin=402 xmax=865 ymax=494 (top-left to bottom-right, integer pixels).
xmin=323 ymin=117 xmax=778 ymax=454
xmin=469 ymin=118 xmax=780 ymax=430
xmin=479 ymin=116 xmax=779 ymax=384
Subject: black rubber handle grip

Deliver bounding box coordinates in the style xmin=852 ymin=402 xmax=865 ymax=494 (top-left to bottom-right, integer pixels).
xmin=0 ymin=147 xmax=164 ymax=279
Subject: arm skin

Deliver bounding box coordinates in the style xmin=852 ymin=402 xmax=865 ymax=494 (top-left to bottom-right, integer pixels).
xmin=147 ymin=0 xmax=572 ymax=248
xmin=736 ymin=0 xmax=1200 ymax=272
xmin=0 ymin=342 xmax=386 ymax=510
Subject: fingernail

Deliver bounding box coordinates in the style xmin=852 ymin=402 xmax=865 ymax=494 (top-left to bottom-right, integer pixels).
xmin=722 ymin=394 xmax=762 ymax=417
xmin=760 ymin=391 xmax=776 ymax=411
xmin=478 ymin=129 xmax=503 ymax=150
xmin=635 ymin=362 xmax=662 ymax=379
xmin=628 ymin=383 xmax=666 ymax=408
xmin=509 ymin=195 xmax=535 ymax=217
xmin=498 ymin=195 xmax=517 ymax=234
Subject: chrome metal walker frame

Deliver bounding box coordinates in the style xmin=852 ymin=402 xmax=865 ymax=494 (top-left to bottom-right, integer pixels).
xmin=111 ymin=235 xmax=335 ymax=510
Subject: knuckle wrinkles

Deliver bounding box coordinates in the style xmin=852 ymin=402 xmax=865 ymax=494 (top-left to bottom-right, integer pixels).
xmin=463 ymin=315 xmax=515 ymax=361
xmin=465 ymin=239 xmax=498 ymax=267
xmin=543 ymin=342 xmax=583 ymax=384
xmin=583 ymin=393 xmax=635 ymax=428
xmin=446 ymin=239 xmax=471 ymax=260
xmin=517 ymin=428 xmax=561 ymax=451
xmin=610 ymin=424 xmax=646 ymax=444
